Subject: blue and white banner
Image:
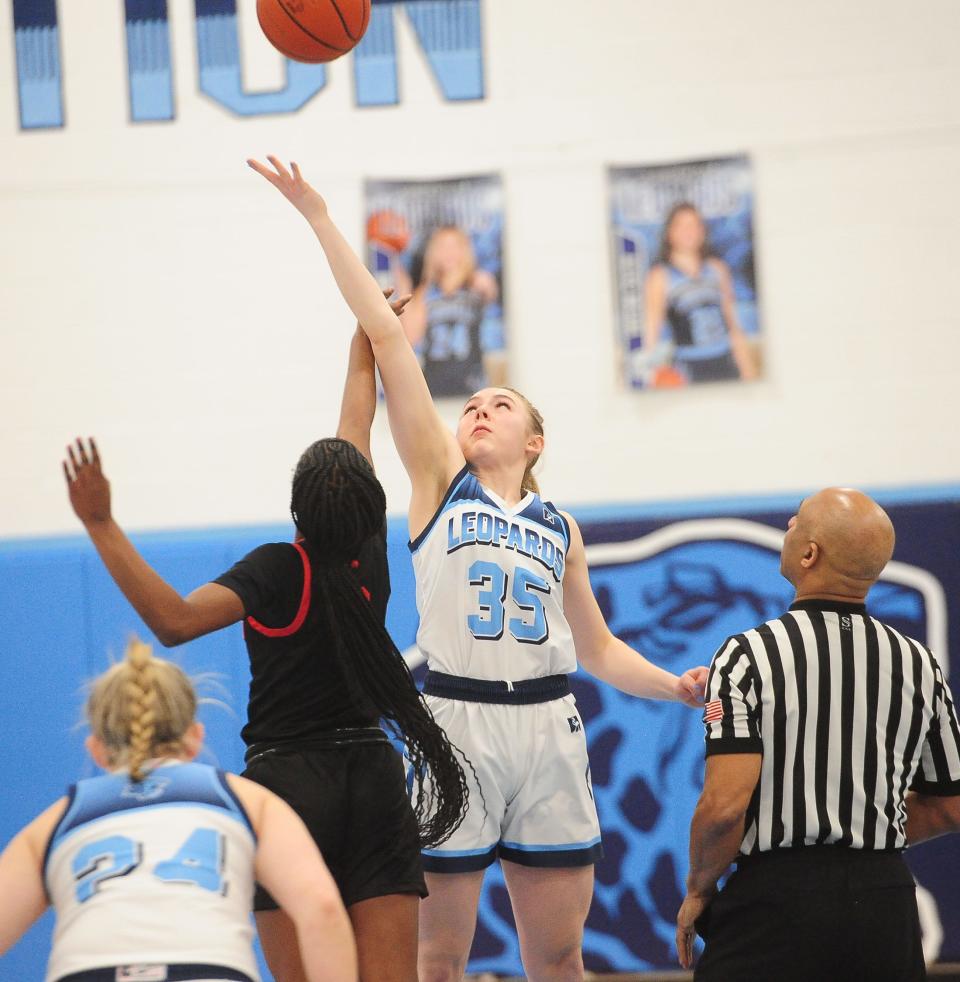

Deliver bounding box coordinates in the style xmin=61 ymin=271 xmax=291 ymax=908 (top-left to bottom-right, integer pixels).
xmin=610 ymin=156 xmax=763 ymax=391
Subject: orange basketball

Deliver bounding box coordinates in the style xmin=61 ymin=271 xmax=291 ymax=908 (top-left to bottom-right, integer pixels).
xmin=366 ymin=210 xmax=411 ymax=254
xmin=256 ymin=0 xmax=370 ymax=64
xmin=652 ymin=365 xmax=687 ymax=388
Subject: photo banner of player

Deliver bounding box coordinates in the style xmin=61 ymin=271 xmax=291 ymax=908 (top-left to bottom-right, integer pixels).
xmin=365 ymin=174 xmax=507 ymax=400
xmin=610 ymin=156 xmax=763 ymax=390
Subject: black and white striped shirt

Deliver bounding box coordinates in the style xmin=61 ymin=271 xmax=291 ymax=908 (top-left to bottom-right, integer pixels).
xmin=703 ymin=599 xmax=960 ymax=855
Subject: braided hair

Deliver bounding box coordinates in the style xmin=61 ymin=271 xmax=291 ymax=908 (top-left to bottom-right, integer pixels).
xmin=291 ymin=438 xmax=469 ymax=848
xmin=87 ymin=639 xmax=196 ymax=782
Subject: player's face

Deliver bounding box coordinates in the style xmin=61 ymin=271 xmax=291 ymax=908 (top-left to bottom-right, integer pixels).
xmin=667 ymin=209 xmax=706 ymax=253
xmin=457 ymin=388 xmax=535 ymax=466
xmin=431 ymin=229 xmax=467 ymax=273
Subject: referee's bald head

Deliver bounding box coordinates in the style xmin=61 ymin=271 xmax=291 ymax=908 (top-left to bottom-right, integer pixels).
xmin=781 ymin=488 xmax=895 ymax=599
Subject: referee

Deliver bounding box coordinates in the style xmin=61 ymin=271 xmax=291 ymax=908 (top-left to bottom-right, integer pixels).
xmin=676 ymin=488 xmax=960 ymax=981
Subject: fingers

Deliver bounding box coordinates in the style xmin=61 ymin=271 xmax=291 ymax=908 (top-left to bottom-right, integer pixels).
xmin=246 ymin=158 xmax=281 ymax=186
xmin=64 ymin=438 xmax=100 ymax=481
xmin=382 ymin=287 xmax=395 ymax=298
xmin=290 ymin=161 xmax=303 ymax=183
xmin=266 ymin=155 xmax=293 ymax=183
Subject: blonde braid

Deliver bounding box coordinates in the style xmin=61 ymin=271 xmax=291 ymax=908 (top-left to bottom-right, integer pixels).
xmin=86 ymin=639 xmax=197 ymax=781
xmin=125 ymin=639 xmax=158 ymax=782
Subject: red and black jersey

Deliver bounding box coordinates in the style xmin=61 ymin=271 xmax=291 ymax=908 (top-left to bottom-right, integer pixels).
xmin=214 ymin=527 xmax=390 ymax=746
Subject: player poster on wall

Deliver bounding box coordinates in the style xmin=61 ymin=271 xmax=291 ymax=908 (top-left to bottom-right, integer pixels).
xmin=610 ymin=156 xmax=762 ymax=390
xmin=365 ymin=174 xmax=506 ymax=400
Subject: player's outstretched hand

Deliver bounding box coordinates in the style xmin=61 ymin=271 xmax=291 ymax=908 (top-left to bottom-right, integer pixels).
xmin=384 ymin=286 xmax=413 ymax=319
xmin=247 ymin=156 xmax=328 ymax=225
xmin=63 ymin=437 xmax=111 ymax=526
xmin=676 ymin=666 xmax=709 ymax=708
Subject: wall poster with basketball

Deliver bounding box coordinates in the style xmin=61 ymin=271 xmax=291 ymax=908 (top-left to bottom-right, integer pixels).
xmin=610 ymin=156 xmax=763 ymax=390
xmin=365 ymin=174 xmax=507 ymax=400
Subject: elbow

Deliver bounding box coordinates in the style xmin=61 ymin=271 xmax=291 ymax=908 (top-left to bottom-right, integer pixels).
xmin=154 ymin=619 xmax=194 ymax=648
xmin=155 ymin=628 xmax=185 ymax=649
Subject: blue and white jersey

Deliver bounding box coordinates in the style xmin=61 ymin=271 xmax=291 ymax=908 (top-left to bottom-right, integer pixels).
xmin=410 ymin=467 xmax=576 ymax=681
xmin=664 ymin=261 xmax=731 ymax=360
xmin=44 ymin=762 xmax=259 ymax=982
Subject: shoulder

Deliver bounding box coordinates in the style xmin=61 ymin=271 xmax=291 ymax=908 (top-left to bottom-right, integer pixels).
xmin=645 ymin=263 xmax=668 ymax=285
xmin=228 ymin=542 xmax=304 ymax=578
xmin=23 ymin=796 xmax=70 ymax=859
xmin=707 ymin=256 xmax=732 ymax=279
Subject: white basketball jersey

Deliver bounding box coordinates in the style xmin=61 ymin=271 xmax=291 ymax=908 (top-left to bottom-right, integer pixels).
xmin=44 ymin=762 xmax=259 ymax=982
xmin=411 ymin=467 xmax=576 ymax=680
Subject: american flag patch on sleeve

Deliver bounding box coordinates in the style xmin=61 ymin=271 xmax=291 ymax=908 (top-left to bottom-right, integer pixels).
xmin=703 ymin=700 xmax=725 ymax=723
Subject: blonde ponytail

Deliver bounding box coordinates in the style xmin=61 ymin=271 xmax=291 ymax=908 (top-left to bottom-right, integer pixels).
xmin=86 ymin=639 xmax=197 ymax=781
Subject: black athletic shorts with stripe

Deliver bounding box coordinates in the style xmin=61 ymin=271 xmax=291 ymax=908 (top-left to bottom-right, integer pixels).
xmin=243 ymin=731 xmax=427 ymax=910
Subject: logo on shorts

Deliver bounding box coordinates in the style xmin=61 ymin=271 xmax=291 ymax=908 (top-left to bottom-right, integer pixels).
xmin=567 ymin=715 xmax=581 ymax=733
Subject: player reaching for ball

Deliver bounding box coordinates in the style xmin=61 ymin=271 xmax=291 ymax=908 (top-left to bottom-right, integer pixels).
xmin=61 ymin=320 xmax=469 ymax=982
xmin=249 ymin=155 xmax=709 ymax=982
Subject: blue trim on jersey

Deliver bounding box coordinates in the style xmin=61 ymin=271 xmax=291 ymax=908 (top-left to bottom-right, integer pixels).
xmin=537 ymin=499 xmax=570 ymax=550
xmin=410 ymin=467 xmax=571 ymax=557
xmin=216 ymin=768 xmax=256 ymax=837
xmin=47 ymin=764 xmax=253 ymax=858
xmin=409 ymin=466 xmax=471 ymax=554
xmin=41 ymin=784 xmax=76 ymax=900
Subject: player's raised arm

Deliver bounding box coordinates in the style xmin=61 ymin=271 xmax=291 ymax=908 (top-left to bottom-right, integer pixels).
xmin=247 ymin=157 xmax=464 ymax=519
xmin=63 ymin=438 xmax=244 ymax=647
xmin=336 ymin=290 xmax=410 ymax=469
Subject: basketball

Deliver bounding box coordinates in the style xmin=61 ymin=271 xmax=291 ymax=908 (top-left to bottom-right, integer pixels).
xmin=366 ymin=209 xmax=411 ymax=253
xmin=256 ymin=0 xmax=370 ymax=64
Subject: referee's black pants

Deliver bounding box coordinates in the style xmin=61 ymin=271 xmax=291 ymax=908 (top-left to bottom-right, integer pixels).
xmin=694 ymin=846 xmax=925 ymax=982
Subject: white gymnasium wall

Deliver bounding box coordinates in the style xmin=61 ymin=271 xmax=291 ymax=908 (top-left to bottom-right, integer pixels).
xmin=2 ymin=0 xmax=959 ymax=538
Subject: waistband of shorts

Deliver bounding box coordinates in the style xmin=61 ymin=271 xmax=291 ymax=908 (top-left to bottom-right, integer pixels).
xmin=55 ymin=965 xmax=255 ymax=982
xmin=423 ymin=670 xmax=570 ymax=705
xmin=736 ymin=843 xmax=905 ymax=870
xmin=245 ymin=726 xmax=389 ymax=764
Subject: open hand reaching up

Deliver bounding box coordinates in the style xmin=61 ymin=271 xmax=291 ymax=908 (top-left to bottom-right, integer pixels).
xmin=63 ymin=438 xmax=112 ymax=526
xmin=247 ymin=156 xmax=329 ymax=225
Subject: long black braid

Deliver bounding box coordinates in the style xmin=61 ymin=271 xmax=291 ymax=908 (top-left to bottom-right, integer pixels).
xmin=291 ymin=438 xmax=469 ymax=848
